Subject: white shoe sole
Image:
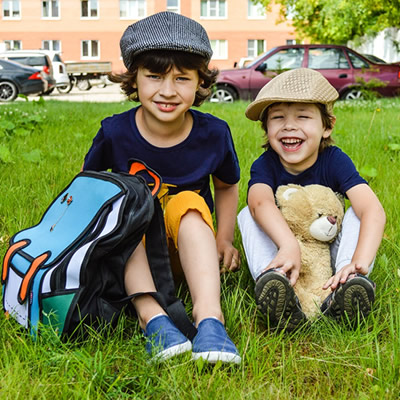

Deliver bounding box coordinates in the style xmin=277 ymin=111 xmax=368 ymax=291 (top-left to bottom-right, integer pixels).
xmin=151 ymin=340 xmax=192 ymax=362
xmin=192 ymin=350 xmax=241 ymax=364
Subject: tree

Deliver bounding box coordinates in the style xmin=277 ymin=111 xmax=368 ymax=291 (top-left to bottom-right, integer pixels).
xmin=254 ymin=0 xmax=400 ymax=44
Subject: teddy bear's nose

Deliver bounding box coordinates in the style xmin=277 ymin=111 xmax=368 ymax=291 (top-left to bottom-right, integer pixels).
xmin=327 ymin=216 xmax=336 ymax=225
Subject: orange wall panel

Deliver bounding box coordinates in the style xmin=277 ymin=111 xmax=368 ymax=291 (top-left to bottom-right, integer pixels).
xmin=0 ymin=0 xmax=296 ymax=72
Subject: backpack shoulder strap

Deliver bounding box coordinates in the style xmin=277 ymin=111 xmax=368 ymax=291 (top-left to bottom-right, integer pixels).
xmin=128 ymin=159 xmax=198 ymax=341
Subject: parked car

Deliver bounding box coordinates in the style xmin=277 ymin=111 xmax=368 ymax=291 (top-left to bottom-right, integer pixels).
xmin=0 ymin=50 xmax=69 ymax=94
xmin=211 ymin=44 xmax=400 ymax=102
xmin=0 ymin=59 xmax=45 ymax=102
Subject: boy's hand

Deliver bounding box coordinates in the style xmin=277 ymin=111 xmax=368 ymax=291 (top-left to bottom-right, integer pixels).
xmin=217 ymin=239 xmax=240 ymax=273
xmin=263 ymin=243 xmax=301 ymax=286
xmin=323 ymin=262 xmax=368 ymax=291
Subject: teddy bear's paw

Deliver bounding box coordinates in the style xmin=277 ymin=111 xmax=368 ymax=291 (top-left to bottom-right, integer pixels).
xmin=255 ymin=269 xmax=307 ymax=331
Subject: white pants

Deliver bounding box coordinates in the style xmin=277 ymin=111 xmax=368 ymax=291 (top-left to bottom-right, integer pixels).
xmin=237 ymin=206 xmax=374 ymax=281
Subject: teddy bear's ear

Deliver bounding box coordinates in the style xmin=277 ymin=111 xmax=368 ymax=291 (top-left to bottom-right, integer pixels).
xmin=276 ymin=185 xmax=300 ymax=208
xmin=282 ymin=187 xmax=298 ymax=201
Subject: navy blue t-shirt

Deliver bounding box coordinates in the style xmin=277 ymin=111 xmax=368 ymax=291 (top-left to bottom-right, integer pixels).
xmin=83 ymin=107 xmax=240 ymax=212
xmin=249 ymin=146 xmax=366 ymax=195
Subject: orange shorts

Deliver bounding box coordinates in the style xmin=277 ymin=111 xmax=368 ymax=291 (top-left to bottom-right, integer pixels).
xmin=164 ymin=191 xmax=215 ymax=251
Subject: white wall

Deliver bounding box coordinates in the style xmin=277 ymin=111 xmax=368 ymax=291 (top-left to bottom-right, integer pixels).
xmin=351 ymin=28 xmax=400 ymax=63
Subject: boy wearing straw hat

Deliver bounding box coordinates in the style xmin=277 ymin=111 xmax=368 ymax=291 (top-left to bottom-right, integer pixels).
xmin=238 ymin=68 xmax=385 ymax=330
xmin=83 ymin=12 xmax=241 ymax=363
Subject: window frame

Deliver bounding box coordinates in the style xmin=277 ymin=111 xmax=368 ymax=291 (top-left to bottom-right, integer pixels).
xmin=166 ymin=0 xmax=180 ymax=14
xmin=210 ymin=39 xmax=228 ymax=60
xmin=247 ymin=0 xmax=266 ymax=20
xmin=247 ymin=39 xmax=266 ymax=58
xmin=4 ymin=39 xmax=22 ymax=50
xmin=81 ymin=39 xmax=100 ymax=60
xmin=42 ymin=0 xmax=60 ymax=19
xmin=200 ymin=0 xmax=227 ymax=19
xmin=81 ymin=0 xmax=99 ymax=19
xmin=42 ymin=40 xmax=61 ymax=52
xmin=119 ymin=0 xmax=146 ymax=19
xmin=2 ymin=0 xmax=21 ymax=20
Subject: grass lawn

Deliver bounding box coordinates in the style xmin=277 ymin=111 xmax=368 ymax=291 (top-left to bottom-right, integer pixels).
xmin=0 ymin=96 xmax=399 ymax=399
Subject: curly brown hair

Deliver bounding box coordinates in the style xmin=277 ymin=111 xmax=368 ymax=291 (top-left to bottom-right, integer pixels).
xmin=108 ymin=50 xmax=218 ymax=107
xmin=260 ymin=102 xmax=335 ymax=151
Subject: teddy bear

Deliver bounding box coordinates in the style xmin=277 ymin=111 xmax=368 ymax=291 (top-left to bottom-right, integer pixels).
xmin=275 ymin=184 xmax=345 ymax=319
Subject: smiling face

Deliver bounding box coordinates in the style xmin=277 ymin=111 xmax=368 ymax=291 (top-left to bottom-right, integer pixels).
xmin=134 ymin=66 xmax=200 ymax=126
xmin=266 ymin=102 xmax=335 ymax=175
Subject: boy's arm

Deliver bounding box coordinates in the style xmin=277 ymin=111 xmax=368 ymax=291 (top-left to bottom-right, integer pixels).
xmin=213 ymin=176 xmax=240 ymax=273
xmin=248 ymin=183 xmax=301 ymax=286
xmin=323 ymin=183 xmax=386 ymax=290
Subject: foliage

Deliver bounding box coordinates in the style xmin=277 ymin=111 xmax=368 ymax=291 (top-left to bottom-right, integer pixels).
xmin=0 ymin=98 xmax=399 ymax=398
xmin=254 ymin=0 xmax=400 ymax=44
xmin=0 ymin=98 xmax=46 ymax=164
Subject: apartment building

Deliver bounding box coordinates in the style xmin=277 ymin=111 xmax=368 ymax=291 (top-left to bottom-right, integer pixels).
xmin=0 ymin=0 xmax=296 ymax=72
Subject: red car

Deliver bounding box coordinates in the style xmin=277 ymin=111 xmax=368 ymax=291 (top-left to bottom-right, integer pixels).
xmin=211 ymin=44 xmax=400 ymax=102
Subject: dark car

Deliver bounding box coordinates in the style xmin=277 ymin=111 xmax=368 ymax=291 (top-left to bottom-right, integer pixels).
xmin=0 ymin=51 xmax=57 ymax=94
xmin=211 ymin=44 xmax=400 ymax=102
xmin=0 ymin=59 xmax=45 ymax=102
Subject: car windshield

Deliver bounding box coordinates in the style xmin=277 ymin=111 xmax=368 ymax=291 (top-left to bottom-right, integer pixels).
xmin=52 ymin=53 xmax=63 ymax=62
xmin=246 ymin=48 xmax=277 ymax=68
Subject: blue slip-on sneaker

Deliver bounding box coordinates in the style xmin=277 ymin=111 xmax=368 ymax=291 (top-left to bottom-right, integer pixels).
xmin=144 ymin=314 xmax=192 ymax=362
xmin=192 ymin=318 xmax=241 ymax=364
xmin=321 ymin=274 xmax=376 ymax=322
xmin=255 ymin=269 xmax=306 ymax=331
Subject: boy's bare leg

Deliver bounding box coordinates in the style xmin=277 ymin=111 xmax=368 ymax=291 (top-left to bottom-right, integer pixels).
xmin=177 ymin=210 xmax=224 ymax=326
xmin=124 ymin=242 xmax=166 ymax=329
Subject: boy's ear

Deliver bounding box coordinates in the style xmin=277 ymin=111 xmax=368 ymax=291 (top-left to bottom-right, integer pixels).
xmin=323 ymin=115 xmax=336 ymax=138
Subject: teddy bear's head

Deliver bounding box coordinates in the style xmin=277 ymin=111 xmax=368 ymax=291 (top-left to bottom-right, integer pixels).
xmin=276 ymin=184 xmax=345 ymax=242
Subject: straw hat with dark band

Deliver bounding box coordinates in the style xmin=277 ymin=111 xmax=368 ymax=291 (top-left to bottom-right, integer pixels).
xmin=245 ymin=68 xmax=339 ymax=121
xmin=120 ymin=12 xmax=213 ymax=70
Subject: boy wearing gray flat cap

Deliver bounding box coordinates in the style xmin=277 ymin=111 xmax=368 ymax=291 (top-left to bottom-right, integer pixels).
xmin=238 ymin=68 xmax=385 ymax=331
xmin=83 ymin=12 xmax=241 ymax=364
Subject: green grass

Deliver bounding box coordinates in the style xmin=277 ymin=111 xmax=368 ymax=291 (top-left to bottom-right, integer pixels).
xmin=0 ymin=97 xmax=399 ymax=399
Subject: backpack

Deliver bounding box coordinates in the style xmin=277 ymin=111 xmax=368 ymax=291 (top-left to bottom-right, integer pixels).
xmin=2 ymin=160 xmax=197 ymax=340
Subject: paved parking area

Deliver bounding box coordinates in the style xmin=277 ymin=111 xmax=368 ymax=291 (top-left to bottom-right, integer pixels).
xmin=47 ymin=83 xmax=127 ymax=102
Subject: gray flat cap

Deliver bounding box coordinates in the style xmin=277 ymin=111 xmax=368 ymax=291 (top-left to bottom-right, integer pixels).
xmin=120 ymin=12 xmax=213 ymax=70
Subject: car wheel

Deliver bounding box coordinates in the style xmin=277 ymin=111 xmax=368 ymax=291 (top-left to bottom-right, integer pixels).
xmin=343 ymin=89 xmax=363 ymax=100
xmin=209 ymin=86 xmax=236 ymax=103
xmin=76 ymin=79 xmax=92 ymax=91
xmin=0 ymin=81 xmax=18 ymax=102
xmin=57 ymin=80 xmax=73 ymax=94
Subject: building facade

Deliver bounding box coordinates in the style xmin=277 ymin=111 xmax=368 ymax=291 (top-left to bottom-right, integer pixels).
xmin=0 ymin=0 xmax=296 ymax=72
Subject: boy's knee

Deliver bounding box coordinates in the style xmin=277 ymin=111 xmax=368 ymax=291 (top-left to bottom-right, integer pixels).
xmin=164 ymin=191 xmax=214 ymax=248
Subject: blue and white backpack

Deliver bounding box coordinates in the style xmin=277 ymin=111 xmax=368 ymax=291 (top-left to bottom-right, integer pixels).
xmin=2 ymin=161 xmax=196 ymax=340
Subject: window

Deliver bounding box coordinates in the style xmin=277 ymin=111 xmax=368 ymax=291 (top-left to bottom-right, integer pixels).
xmin=42 ymin=1 xmax=59 ymax=18
xmin=262 ymin=48 xmax=304 ymax=70
xmin=308 ymin=48 xmax=350 ymax=69
xmin=42 ymin=40 xmax=61 ymax=52
xmin=120 ymin=0 xmax=145 ymax=18
xmin=347 ymin=51 xmax=369 ymax=69
xmin=200 ymin=0 xmax=226 ymax=18
xmin=286 ymin=39 xmax=296 ymax=45
xmin=210 ymin=39 xmax=227 ymax=60
xmin=81 ymin=40 xmax=99 ymax=59
xmin=247 ymin=0 xmax=265 ymax=19
xmin=2 ymin=0 xmax=20 ymax=19
xmin=248 ymin=40 xmax=265 ymax=58
xmin=167 ymin=0 xmax=179 ymax=13
xmin=81 ymin=0 xmax=98 ymax=18
xmin=4 ymin=40 xmax=22 ymax=50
